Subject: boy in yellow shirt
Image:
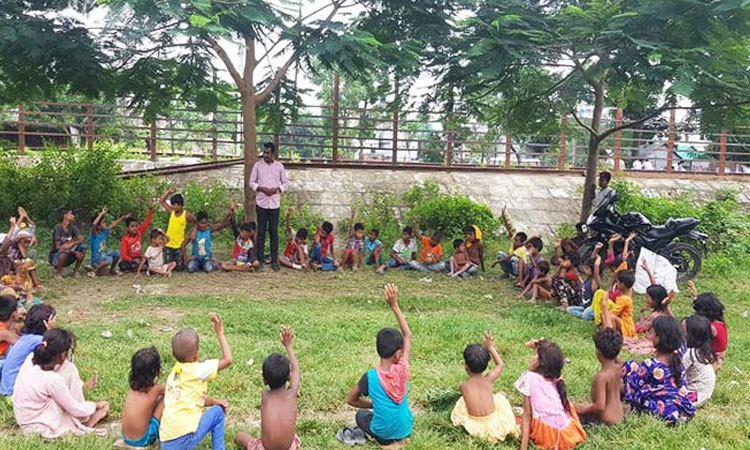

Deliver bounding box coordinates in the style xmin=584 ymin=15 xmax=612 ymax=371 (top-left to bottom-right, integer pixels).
xmin=159 ymin=187 xmax=196 ymax=272
xmin=160 ymin=313 xmax=233 ymax=450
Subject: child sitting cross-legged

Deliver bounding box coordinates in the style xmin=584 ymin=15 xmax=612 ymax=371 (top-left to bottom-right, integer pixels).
xmin=119 ymin=200 xmax=154 ymax=273
xmin=160 ymin=313 xmax=232 ymax=450
xmin=235 ymin=326 xmax=300 ymax=450
xmin=310 ymin=221 xmax=338 ymax=271
xmin=688 ymin=280 xmax=727 ymax=371
xmin=448 ymin=239 xmax=476 ymax=278
xmin=599 ymin=270 xmax=637 ymax=338
xmin=450 ymin=331 xmax=519 ymax=443
xmin=184 ymin=205 xmax=233 ymax=274
xmin=364 ymin=228 xmax=384 ymax=267
xmin=139 ymin=229 xmax=177 ymax=278
xmin=519 ymin=261 xmax=552 ymax=303
xmin=120 ymin=347 xmax=165 ymax=448
xmin=409 ymin=219 xmax=445 ymax=273
xmin=682 ymin=315 xmax=717 ymax=408
xmin=376 ymin=227 xmax=416 ymax=274
xmin=574 ymin=328 xmax=624 ymax=426
xmin=494 ymin=206 xmax=528 ymax=281
xmin=280 ymin=210 xmax=309 ymax=271
xmin=89 ymin=206 xmax=130 ymax=277
xmin=341 ymin=208 xmax=366 ymax=271
xmin=221 ymin=212 xmax=259 ymax=272
xmin=516 ymin=339 xmax=586 ymax=450
xmin=550 ymin=251 xmax=582 ymax=309
xmin=517 ymin=237 xmax=545 ymax=290
xmin=343 ymin=284 xmax=413 ymax=447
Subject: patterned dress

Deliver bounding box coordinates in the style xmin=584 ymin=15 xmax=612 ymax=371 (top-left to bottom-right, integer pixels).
xmin=622 ymin=355 xmax=696 ymax=424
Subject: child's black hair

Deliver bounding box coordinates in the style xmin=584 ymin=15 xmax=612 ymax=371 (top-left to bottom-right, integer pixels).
xmin=646 ymin=284 xmax=669 ymax=311
xmin=321 ymin=221 xmax=333 ymax=234
xmin=0 ymin=295 xmax=17 ymax=321
xmin=563 ymin=252 xmax=580 ymax=267
xmin=376 ymin=327 xmax=403 ymax=358
xmin=297 ymin=227 xmax=309 ymax=240
xmin=528 ymin=237 xmax=543 ymax=251
xmin=593 ymin=328 xmax=623 ymax=360
xmin=125 ymin=217 xmax=138 ymax=227
xmin=693 ymin=293 xmax=725 ymax=322
xmin=616 ymin=270 xmax=635 ymax=288
xmin=129 ymin=347 xmax=161 ymax=392
xmin=369 ymin=228 xmax=379 ymax=237
xmin=354 ymin=223 xmax=365 ymax=232
xmin=599 ymin=171 xmax=612 ymax=182
xmin=452 ymin=239 xmax=464 ymax=249
xmin=23 ymin=304 xmax=56 ymax=335
xmin=33 ymin=328 xmax=73 ymax=370
xmin=464 ymin=226 xmax=476 ymax=235
xmin=170 ymin=193 xmax=184 ymax=206
xmin=652 ymin=316 xmax=684 ymax=384
xmin=534 ymin=340 xmax=570 ymax=413
xmin=684 ymin=315 xmax=716 ymax=365
xmin=431 ymin=229 xmax=443 ymax=241
xmin=463 ymin=344 xmax=490 ymax=374
xmin=196 ymin=211 xmax=209 ymax=222
xmin=550 ymin=256 xmax=561 ymax=266
xmin=262 ymin=352 xmax=290 ymax=389
xmin=515 ymin=232 xmax=528 ymax=242
xmin=150 ymin=229 xmax=163 ymax=240
xmin=402 ymin=226 xmax=413 ymax=236
xmin=538 ymin=260 xmax=551 ymax=275
xmin=240 ymin=222 xmax=256 ymax=232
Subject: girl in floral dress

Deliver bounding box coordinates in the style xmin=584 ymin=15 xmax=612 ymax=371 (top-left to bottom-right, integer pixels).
xmin=622 ymin=316 xmax=695 ymax=424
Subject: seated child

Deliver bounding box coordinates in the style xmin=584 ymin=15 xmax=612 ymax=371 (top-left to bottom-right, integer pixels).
xmin=184 ymin=208 xmax=232 ymax=273
xmin=682 ymin=315 xmax=716 ymax=408
xmin=48 ymin=209 xmax=87 ymax=279
xmin=121 ymin=347 xmax=165 ymax=447
xmin=574 ymin=328 xmax=624 ymax=426
xmin=409 ymin=219 xmax=445 ymax=273
xmin=622 ymin=316 xmax=695 ymax=424
xmin=364 ymin=228 xmax=383 ymax=267
xmin=688 ymin=281 xmax=727 ymax=371
xmin=495 ymin=206 xmax=528 ymax=280
xmin=567 ymin=250 xmax=603 ymax=321
xmin=235 ymin=327 xmax=300 ymax=450
xmin=451 ymin=331 xmax=519 ymax=443
xmin=281 ymin=229 xmax=309 ymax=272
xmin=0 ymin=294 xmax=20 ymax=364
xmin=623 ymin=260 xmax=674 ymax=355
xmin=599 ymin=270 xmax=636 ymax=338
xmin=119 ymin=201 xmax=154 ymax=273
xmin=89 ymin=206 xmax=130 ymax=277
xmin=341 ymin=209 xmax=365 ymax=271
xmin=160 ymin=188 xmax=197 ymax=272
xmin=516 ymin=339 xmax=586 ymax=450
xmin=448 ymin=239 xmax=476 ymax=278
xmin=376 ymin=227 xmax=416 ymax=274
xmin=1 ymin=303 xmax=56 ymax=396
xmin=1 ymin=208 xmax=42 ymax=289
xmin=520 ymin=261 xmax=552 ymax=303
xmin=464 ymin=226 xmax=485 ymax=274
xmin=551 ymin=252 xmax=582 ymax=308
xmin=518 ymin=237 xmax=544 ymax=289
xmin=160 ymin=313 xmax=232 ymax=450
xmin=222 ymin=212 xmax=259 ymax=272
xmin=310 ymin=221 xmax=337 ymax=271
xmin=139 ymin=229 xmax=177 ymax=278
xmin=346 ymin=284 xmax=413 ymax=445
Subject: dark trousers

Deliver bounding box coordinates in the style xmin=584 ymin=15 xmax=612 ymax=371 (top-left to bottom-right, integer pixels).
xmin=355 ymin=410 xmax=399 ymax=445
xmin=256 ymin=206 xmax=280 ymax=265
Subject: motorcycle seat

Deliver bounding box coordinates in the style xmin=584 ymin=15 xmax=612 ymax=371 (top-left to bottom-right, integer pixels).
xmin=645 ymin=226 xmax=675 ymax=239
xmin=665 ymin=218 xmax=700 ymax=229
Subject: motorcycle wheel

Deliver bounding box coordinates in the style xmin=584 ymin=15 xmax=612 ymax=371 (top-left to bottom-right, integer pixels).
xmin=663 ymin=242 xmax=702 ymax=281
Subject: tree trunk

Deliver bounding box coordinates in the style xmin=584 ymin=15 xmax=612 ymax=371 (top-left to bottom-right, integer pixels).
xmin=580 ymin=81 xmax=605 ymax=221
xmin=242 ymin=40 xmax=258 ymax=223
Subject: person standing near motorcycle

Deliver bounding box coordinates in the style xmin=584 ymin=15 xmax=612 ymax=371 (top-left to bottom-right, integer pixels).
xmin=591 ymin=171 xmax=615 ymax=212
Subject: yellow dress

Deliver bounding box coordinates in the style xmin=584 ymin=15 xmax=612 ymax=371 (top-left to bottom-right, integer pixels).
xmin=451 ymin=393 xmax=520 ymax=442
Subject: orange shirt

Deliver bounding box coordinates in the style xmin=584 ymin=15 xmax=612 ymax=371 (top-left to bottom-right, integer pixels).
xmin=611 ymin=295 xmax=636 ymax=337
xmin=0 ymin=322 xmax=9 ymax=357
xmin=420 ymin=237 xmax=443 ymax=264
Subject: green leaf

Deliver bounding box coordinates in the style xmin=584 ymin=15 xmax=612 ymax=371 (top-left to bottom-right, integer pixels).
xmin=189 ymin=14 xmax=212 ymax=28
xmin=648 ymin=52 xmax=662 ymax=64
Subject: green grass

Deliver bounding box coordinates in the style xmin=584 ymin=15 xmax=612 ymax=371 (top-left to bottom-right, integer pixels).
xmin=1 ymin=266 xmax=749 ymax=449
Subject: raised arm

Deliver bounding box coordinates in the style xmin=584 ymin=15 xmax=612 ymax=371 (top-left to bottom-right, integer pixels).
xmin=600 ymin=290 xmax=614 ymax=329
xmin=553 ymin=239 xmax=562 ymax=258
xmin=109 ymin=213 xmax=132 ymax=230
xmin=384 ymin=284 xmax=411 ymax=361
xmin=285 ymin=209 xmax=294 ymax=236
xmin=138 ymin=200 xmax=155 ymax=235
xmin=411 ymin=218 xmax=423 ymax=240
xmin=640 ymin=259 xmax=656 ymax=285
xmin=592 ymin=243 xmax=603 ymax=291
xmin=159 ymin=187 xmax=176 ymax=212
xmin=500 ymin=205 xmax=515 ymax=238
xmin=348 ymin=207 xmax=356 ymax=236
xmin=210 ymin=313 xmax=233 ymax=371
xmin=17 ymin=207 xmax=34 ymax=226
xmin=483 ymin=331 xmax=504 ymax=383
xmin=93 ymin=207 xmax=107 ymax=228
xmin=623 ymin=232 xmax=636 ymax=261
xmin=281 ymin=327 xmax=300 ymax=394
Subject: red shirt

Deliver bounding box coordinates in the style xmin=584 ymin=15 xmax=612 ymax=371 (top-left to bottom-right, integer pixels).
xmin=712 ymin=320 xmax=728 ymax=353
xmin=120 ymin=208 xmax=153 ymax=262
xmin=320 ymin=234 xmax=334 ymax=258
xmin=284 ymin=239 xmax=297 ymax=258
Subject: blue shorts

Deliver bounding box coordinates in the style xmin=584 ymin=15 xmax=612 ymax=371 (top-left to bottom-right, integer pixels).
xmin=92 ymin=250 xmax=120 ymax=267
xmin=386 ymin=258 xmax=412 ymax=270
xmin=49 ymin=244 xmax=87 ymax=267
xmin=123 ymin=416 xmax=160 ymax=447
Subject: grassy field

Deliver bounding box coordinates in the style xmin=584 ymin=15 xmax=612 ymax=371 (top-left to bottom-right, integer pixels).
xmin=1 ymin=264 xmax=748 ymax=450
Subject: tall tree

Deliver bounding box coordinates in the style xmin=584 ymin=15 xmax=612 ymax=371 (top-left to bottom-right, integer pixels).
xmin=455 ymin=0 xmax=750 ymax=220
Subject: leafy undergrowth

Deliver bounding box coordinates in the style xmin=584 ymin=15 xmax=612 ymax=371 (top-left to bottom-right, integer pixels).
xmin=1 ymin=267 xmax=749 ymax=450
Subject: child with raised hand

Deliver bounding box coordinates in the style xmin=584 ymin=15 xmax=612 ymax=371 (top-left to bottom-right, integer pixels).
xmin=600 ymin=270 xmax=636 ymax=338
xmin=551 ymin=251 xmax=582 ymax=309
xmin=310 ymin=221 xmax=338 ymax=271
xmin=89 ymin=206 xmax=130 ymax=277
xmin=120 ymin=347 xmax=165 ymax=448
xmin=409 ymin=218 xmax=445 ymax=273
xmin=688 ymin=280 xmax=727 ymax=371
xmin=451 ymin=331 xmax=519 ymax=443
xmin=516 ymin=339 xmax=586 ymax=450
xmin=345 ymin=284 xmax=413 ymax=446
xmin=236 ymin=326 xmax=301 ymax=450
xmin=341 ymin=208 xmax=366 ymax=271
xmin=119 ymin=199 xmax=154 ymax=273
xmin=494 ymin=205 xmax=528 ymax=281
xmin=574 ymin=328 xmax=624 ymax=426
xmin=622 ymin=316 xmax=695 ymax=424
xmin=682 ymin=315 xmax=716 ymax=408
xmin=518 ymin=237 xmax=545 ymax=289
xmin=448 ymin=239 xmax=475 ymax=278
xmin=567 ymin=247 xmax=603 ymax=321
xmin=160 ymin=313 xmax=232 ymax=450
xmin=222 ymin=204 xmax=259 ymax=272
xmin=183 ymin=206 xmax=232 ymax=273
xmin=139 ymin=229 xmax=177 ymax=278
xmin=280 ymin=213 xmax=309 ymax=271
xmin=635 ymin=259 xmax=674 ymax=334
xmin=159 ymin=187 xmax=196 ymax=272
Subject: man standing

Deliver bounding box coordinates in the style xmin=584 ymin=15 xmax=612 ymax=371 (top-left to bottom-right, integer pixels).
xmin=591 ymin=171 xmax=614 ymax=212
xmin=249 ymin=142 xmax=287 ymax=271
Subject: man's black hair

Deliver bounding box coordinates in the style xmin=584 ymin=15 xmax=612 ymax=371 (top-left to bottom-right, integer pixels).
xmin=599 ymin=171 xmax=612 ymax=182
xmin=263 ymin=142 xmax=276 ymax=153
xmin=463 ymin=344 xmax=491 ymax=374
xmin=376 ymin=327 xmax=403 ymax=358
xmin=593 ymin=328 xmax=623 ymax=360
xmin=321 ymin=222 xmax=333 ymax=234
xmin=263 ymin=352 xmax=290 ymax=389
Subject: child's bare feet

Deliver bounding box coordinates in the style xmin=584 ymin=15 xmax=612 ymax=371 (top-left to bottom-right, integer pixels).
xmin=84 ymin=401 xmax=109 ymax=427
xmin=87 ymin=271 xmax=96 ymax=278
xmin=73 ymin=271 xmax=81 ymax=278
xmin=84 ymin=372 xmax=98 ymax=390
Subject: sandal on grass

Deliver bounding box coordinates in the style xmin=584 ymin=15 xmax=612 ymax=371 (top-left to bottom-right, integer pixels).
xmin=336 ymin=427 xmax=366 ymax=446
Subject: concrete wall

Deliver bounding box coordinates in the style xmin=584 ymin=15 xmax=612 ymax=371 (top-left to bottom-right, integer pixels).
xmin=122 ymin=160 xmax=750 ymax=236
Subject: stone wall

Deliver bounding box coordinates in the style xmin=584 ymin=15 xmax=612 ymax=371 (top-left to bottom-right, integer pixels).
xmin=123 ymin=160 xmax=750 ymax=236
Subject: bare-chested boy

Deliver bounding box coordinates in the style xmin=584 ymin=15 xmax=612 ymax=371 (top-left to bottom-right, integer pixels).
xmin=574 ymin=326 xmax=624 ymax=425
xmin=120 ymin=347 xmax=165 ymax=447
xmin=235 ymin=326 xmax=300 ymax=450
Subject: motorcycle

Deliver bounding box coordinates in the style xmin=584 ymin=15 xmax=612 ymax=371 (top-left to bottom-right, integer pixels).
xmin=577 ymin=193 xmax=708 ymax=281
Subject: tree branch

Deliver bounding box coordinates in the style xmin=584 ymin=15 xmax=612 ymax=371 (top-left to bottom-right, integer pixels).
xmin=597 ymin=107 xmax=666 ymax=143
xmin=203 ymin=35 xmax=245 ymax=90
xmin=571 ymin=111 xmax=597 ymax=137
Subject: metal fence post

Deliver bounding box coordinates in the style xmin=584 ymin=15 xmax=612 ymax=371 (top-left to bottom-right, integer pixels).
xmin=17 ymin=104 xmax=25 ymax=155
xmin=86 ymin=104 xmax=95 ymax=150
xmin=718 ymin=129 xmax=727 ymax=176
xmin=666 ymin=107 xmax=675 ymax=173
xmin=558 ymin=113 xmax=567 ymax=170
xmin=614 ymin=107 xmax=623 ymax=171
xmin=392 ymin=109 xmax=399 ymax=166
xmin=504 ymin=134 xmax=511 ymax=168
xmin=332 ymin=74 xmax=340 ymax=163
xmin=150 ymin=120 xmax=157 ymax=161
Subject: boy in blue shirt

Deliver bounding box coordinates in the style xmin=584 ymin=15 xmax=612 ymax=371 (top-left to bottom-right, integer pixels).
xmin=346 ymin=284 xmax=413 ymax=445
xmin=89 ymin=206 xmax=130 ymax=277
xmin=183 ymin=206 xmax=233 ymax=273
xmin=364 ymin=228 xmax=384 ymax=267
